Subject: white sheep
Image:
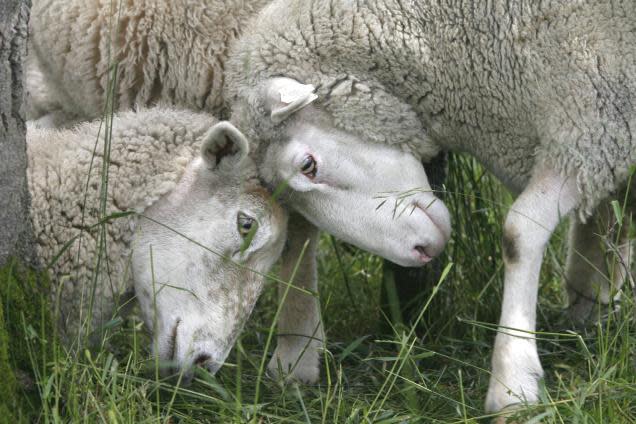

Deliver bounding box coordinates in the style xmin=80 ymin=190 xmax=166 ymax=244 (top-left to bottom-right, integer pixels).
xmin=28 ymin=107 xmax=287 ymax=375
xmin=28 ymin=0 xmax=270 ymax=124
xmin=223 ymin=0 xmax=636 ymax=412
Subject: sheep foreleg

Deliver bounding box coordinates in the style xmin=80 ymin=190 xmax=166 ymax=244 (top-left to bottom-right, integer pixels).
xmin=268 ymin=213 xmax=323 ymax=383
xmin=486 ymin=169 xmax=580 ymax=412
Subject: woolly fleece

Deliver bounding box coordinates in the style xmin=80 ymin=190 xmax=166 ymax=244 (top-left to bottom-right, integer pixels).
xmin=30 ymin=0 xmax=270 ymax=122
xmin=226 ymin=0 xmax=636 ymax=216
xmin=27 ymin=108 xmax=224 ymax=337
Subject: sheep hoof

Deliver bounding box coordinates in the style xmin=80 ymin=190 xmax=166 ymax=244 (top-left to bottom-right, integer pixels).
xmin=485 ymin=374 xmax=541 ymax=414
xmin=567 ymin=295 xmax=621 ymax=327
xmin=486 ymin=337 xmax=542 ymax=413
xmin=485 ymin=388 xmax=530 ymax=417
xmin=489 ymin=404 xmax=527 ymax=424
xmin=267 ymin=345 xmax=320 ymax=384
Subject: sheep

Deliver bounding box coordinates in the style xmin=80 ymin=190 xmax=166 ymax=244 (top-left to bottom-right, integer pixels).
xmin=28 ymin=107 xmax=287 ymax=375
xmin=28 ymin=0 xmax=271 ymax=125
xmin=223 ymin=0 xmax=636 ymax=411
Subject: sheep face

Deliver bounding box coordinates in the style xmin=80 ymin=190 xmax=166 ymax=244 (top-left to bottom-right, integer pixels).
xmin=132 ymin=122 xmax=287 ymax=379
xmin=236 ymin=77 xmax=451 ymax=267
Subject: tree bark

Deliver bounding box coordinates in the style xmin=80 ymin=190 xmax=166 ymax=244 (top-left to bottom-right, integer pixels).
xmin=0 ymin=1 xmax=36 ymax=418
xmin=0 ymin=0 xmax=35 ymax=267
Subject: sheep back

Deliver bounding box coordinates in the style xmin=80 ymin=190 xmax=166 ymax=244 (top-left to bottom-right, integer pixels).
xmin=30 ymin=0 xmax=270 ymax=122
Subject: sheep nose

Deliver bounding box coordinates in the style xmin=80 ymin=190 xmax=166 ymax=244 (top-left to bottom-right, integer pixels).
xmin=415 ymin=199 xmax=452 ymax=242
xmin=193 ymin=353 xmax=221 ymax=374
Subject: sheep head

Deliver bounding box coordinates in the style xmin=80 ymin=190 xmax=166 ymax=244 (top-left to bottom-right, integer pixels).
xmin=132 ymin=121 xmax=287 ymax=380
xmin=231 ymin=77 xmax=451 ymax=267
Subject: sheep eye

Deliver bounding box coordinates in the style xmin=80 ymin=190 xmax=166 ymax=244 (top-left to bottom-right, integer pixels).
xmin=237 ymin=213 xmax=257 ymax=237
xmin=300 ymin=155 xmax=317 ymax=178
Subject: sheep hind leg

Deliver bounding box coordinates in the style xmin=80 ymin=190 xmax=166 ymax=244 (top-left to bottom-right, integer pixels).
xmin=608 ymin=187 xmax=635 ymax=316
xmin=565 ymin=197 xmax=633 ymax=325
xmin=565 ymin=205 xmax=611 ymax=325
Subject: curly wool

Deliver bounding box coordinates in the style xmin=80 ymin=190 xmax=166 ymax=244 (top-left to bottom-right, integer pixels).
xmin=27 ymin=108 xmax=226 ymax=338
xmin=29 ymin=0 xmax=270 ymax=122
xmin=226 ymin=0 xmax=636 ymax=216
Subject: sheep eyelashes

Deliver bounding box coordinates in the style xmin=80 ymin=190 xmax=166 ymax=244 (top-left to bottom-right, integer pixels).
xmin=27 ymin=108 xmax=287 ymax=375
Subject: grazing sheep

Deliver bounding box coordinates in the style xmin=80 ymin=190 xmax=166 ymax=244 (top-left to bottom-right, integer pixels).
xmin=28 ymin=0 xmax=270 ymax=124
xmin=28 ymin=108 xmax=287 ymax=374
xmin=223 ymin=0 xmax=636 ymax=411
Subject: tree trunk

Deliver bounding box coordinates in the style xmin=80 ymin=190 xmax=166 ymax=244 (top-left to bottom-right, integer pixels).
xmin=0 ymin=0 xmax=35 ymax=268
xmin=381 ymin=152 xmax=447 ymax=331
xmin=0 ymin=0 xmax=37 ymax=419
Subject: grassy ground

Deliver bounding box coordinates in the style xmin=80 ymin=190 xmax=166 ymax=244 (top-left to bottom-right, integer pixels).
xmin=4 ymin=154 xmax=635 ymax=423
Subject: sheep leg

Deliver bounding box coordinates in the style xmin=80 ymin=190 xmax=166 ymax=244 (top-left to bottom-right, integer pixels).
xmin=268 ymin=213 xmax=323 ymax=383
xmin=485 ymin=169 xmax=580 ymax=413
xmin=565 ymin=202 xmax=632 ymax=324
xmin=608 ymin=186 xmax=634 ymax=307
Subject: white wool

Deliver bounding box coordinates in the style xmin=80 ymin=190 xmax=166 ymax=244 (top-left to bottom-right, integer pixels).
xmin=29 ymin=0 xmax=270 ymax=124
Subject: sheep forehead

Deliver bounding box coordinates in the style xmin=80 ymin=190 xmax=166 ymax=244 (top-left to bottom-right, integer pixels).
xmin=241 ymin=186 xmax=285 ymax=223
xmin=141 ymin=183 xmax=283 ymax=282
xmin=202 ymin=183 xmax=285 ymax=244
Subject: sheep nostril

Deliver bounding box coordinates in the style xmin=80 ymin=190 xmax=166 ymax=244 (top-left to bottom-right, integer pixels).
xmin=194 ymin=353 xmax=211 ymax=368
xmin=414 ymin=245 xmax=433 ymax=263
xmin=192 ymin=354 xmax=221 ymax=375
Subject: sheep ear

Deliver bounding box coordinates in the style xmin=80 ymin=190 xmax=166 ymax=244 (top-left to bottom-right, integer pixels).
xmin=201 ymin=121 xmax=250 ymax=168
xmin=266 ymin=77 xmax=318 ymax=124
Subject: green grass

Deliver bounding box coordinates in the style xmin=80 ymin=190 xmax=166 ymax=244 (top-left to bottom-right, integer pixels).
xmin=3 ymin=153 xmax=635 ymax=423
xmin=0 ymin=260 xmax=53 ymax=423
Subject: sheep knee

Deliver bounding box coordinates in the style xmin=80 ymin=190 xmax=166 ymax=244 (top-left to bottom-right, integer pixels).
xmin=501 ymin=216 xmax=544 ymax=266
